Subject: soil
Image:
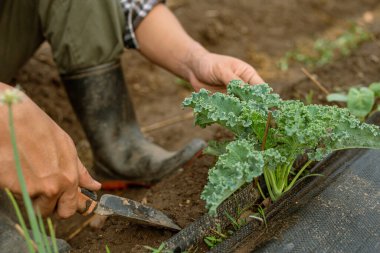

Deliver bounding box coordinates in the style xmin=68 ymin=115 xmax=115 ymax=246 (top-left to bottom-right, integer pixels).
xmin=9 ymin=0 xmax=380 ymax=252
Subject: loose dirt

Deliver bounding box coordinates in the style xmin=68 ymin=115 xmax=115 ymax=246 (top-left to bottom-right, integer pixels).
xmin=10 ymin=0 xmax=380 ymax=252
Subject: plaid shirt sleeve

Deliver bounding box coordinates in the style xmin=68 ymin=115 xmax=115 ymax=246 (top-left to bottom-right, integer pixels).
xmin=120 ymin=0 xmax=166 ymax=49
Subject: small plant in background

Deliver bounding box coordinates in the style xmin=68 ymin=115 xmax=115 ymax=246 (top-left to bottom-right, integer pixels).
xmin=203 ymin=223 xmax=226 ymax=249
xmin=327 ymin=82 xmax=380 ymax=120
xmin=304 ymin=90 xmax=315 ymax=105
xmin=249 ymin=205 xmax=267 ymax=228
xmin=278 ymin=24 xmax=372 ymax=71
xmin=0 ymin=87 xmax=58 ymax=253
xmin=144 ymin=243 xmax=171 ymax=253
xmin=204 ymin=235 xmax=223 ymax=249
xmin=224 ymin=210 xmax=247 ymax=231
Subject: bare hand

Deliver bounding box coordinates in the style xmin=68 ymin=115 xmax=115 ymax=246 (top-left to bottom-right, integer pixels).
xmin=188 ymin=52 xmax=265 ymax=92
xmin=0 ymin=83 xmax=101 ymax=218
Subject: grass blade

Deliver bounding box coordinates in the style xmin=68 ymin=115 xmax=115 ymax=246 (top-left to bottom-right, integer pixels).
xmin=37 ymin=211 xmax=52 ymax=253
xmin=5 ymin=189 xmax=35 ymax=253
xmin=7 ymin=105 xmax=45 ymax=252
xmin=47 ymin=218 xmax=59 ymax=253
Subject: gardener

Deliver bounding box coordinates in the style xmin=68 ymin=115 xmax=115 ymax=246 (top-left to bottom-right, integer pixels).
xmin=0 ymin=1 xmax=263 ymax=251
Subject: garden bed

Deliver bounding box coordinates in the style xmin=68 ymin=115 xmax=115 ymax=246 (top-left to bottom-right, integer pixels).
xmin=12 ymin=0 xmax=380 ymax=252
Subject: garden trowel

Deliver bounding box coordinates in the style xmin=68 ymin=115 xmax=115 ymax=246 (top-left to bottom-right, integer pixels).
xmin=77 ymin=188 xmax=181 ymax=231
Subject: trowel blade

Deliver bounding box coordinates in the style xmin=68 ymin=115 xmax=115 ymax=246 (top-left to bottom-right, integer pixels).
xmin=94 ymin=194 xmax=181 ymax=231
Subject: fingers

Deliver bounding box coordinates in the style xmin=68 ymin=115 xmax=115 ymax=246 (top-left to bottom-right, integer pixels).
xmin=33 ymin=195 xmax=58 ymax=217
xmin=56 ymin=159 xmax=100 ymax=218
xmin=32 ymin=177 xmax=62 ymax=217
xmin=193 ymin=80 xmax=226 ymax=93
xmin=247 ymin=72 xmax=265 ymax=85
xmin=219 ymin=58 xmax=265 ymax=86
xmin=55 ymin=181 xmax=78 ymax=219
xmin=235 ymin=65 xmax=265 ymax=85
xmin=190 ymin=75 xmax=226 ymax=93
xmin=77 ymin=158 xmax=101 ymax=191
xmin=220 ymin=72 xmax=242 ymax=87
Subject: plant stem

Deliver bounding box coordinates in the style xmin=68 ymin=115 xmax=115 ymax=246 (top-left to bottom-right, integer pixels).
xmin=210 ymin=228 xmax=227 ymax=239
xmin=263 ymin=167 xmax=276 ymax=201
xmin=8 ymin=105 xmax=44 ymax=252
xmin=285 ymin=160 xmax=313 ymax=192
xmin=37 ymin=211 xmax=51 ymax=253
xmin=5 ymin=189 xmax=35 ymax=253
xmin=256 ymin=181 xmax=266 ymax=199
xmin=261 ymin=111 xmax=272 ymax=151
xmin=47 ymin=219 xmax=59 ymax=253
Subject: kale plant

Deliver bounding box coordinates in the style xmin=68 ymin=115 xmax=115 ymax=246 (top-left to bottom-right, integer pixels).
xmin=183 ymin=80 xmax=380 ymax=215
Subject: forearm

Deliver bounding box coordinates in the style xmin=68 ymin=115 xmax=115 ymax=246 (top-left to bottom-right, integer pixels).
xmin=135 ymin=4 xmax=207 ymax=81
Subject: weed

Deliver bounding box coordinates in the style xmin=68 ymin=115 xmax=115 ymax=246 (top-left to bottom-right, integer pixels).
xmin=278 ymin=24 xmax=371 ymax=71
xmin=249 ymin=205 xmax=267 ymax=228
xmin=224 ymin=211 xmax=246 ymax=231
xmin=204 ymin=236 xmax=223 ymax=248
xmin=304 ymin=90 xmax=314 ymax=105
xmin=144 ymin=243 xmax=170 ymax=253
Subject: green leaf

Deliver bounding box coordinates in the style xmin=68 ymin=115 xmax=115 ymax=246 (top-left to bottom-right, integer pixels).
xmin=183 ymin=89 xmax=246 ymax=135
xmin=347 ymin=87 xmax=375 ymax=118
xmin=201 ymin=139 xmax=264 ymax=215
xmin=369 ymin=82 xmax=380 ymax=97
xmin=326 ymin=93 xmax=348 ymax=102
xmin=203 ymin=140 xmax=229 ymax=157
xmin=331 ymin=119 xmax=380 ymax=150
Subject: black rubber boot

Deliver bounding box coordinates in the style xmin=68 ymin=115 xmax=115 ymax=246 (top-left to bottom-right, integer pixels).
xmin=61 ymin=61 xmax=206 ymax=183
xmin=0 ymin=191 xmax=71 ymax=253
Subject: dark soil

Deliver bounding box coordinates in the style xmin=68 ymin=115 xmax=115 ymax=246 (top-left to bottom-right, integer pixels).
xmin=11 ymin=0 xmax=380 ymax=252
xmin=289 ymin=35 xmax=380 ymax=102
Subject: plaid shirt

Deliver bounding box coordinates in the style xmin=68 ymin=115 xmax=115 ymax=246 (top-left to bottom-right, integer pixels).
xmin=120 ymin=0 xmax=165 ymax=49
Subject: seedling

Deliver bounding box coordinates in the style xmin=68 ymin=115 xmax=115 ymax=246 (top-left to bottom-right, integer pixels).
xmin=278 ymin=24 xmax=371 ymax=71
xmin=249 ymin=206 xmax=267 ymax=228
xmin=327 ymin=82 xmax=380 ymax=120
xmin=144 ymin=243 xmax=169 ymax=253
xmin=224 ymin=211 xmax=246 ymax=231
xmin=304 ymin=90 xmax=314 ymax=105
xmin=204 ymin=236 xmax=223 ymax=249
xmin=184 ymin=81 xmax=380 ymax=215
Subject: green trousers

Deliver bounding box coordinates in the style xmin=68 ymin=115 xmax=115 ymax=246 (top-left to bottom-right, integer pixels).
xmin=0 ymin=0 xmax=126 ymax=83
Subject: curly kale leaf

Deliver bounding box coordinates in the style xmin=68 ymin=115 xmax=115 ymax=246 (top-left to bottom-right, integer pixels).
xmin=201 ymin=139 xmax=264 ymax=215
xmin=183 ymin=89 xmax=247 ymax=135
xmin=329 ymin=113 xmax=380 ymax=150
xmin=183 ymin=82 xmax=280 ymax=139
xmin=272 ymin=101 xmax=380 ymax=160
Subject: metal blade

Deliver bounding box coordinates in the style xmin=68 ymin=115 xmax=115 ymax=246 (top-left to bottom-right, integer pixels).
xmin=95 ymin=194 xmax=181 ymax=231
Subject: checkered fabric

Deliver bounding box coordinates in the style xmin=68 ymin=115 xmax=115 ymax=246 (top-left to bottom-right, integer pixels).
xmin=120 ymin=0 xmax=165 ymax=49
